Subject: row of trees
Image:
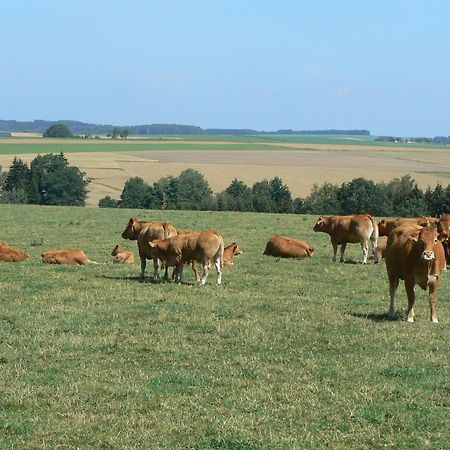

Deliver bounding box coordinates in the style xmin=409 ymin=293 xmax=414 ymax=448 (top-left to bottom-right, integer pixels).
xmin=0 ymin=153 xmax=89 ymax=206
xmin=99 ymin=170 xmax=450 ymax=217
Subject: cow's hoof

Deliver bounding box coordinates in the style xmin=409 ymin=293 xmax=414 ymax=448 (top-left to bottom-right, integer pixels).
xmin=431 ymin=318 xmax=439 ymax=324
xmin=407 ymin=317 xmax=415 ymax=323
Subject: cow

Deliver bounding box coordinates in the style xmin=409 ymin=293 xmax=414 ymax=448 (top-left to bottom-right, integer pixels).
xmin=41 ymin=249 xmax=97 ymax=265
xmin=313 ymin=214 xmax=378 ymax=263
xmin=111 ymin=245 xmax=134 ymax=264
xmin=374 ymin=236 xmax=388 ymax=262
xmin=148 ymin=230 xmax=224 ymax=285
xmin=0 ymin=241 xmax=29 ymax=262
xmin=378 ymin=217 xmax=438 ymax=237
xmin=437 ymin=213 xmax=450 ymax=234
xmin=121 ymin=218 xmax=177 ymax=281
xmin=223 ymin=243 xmax=243 ymax=265
xmin=385 ymin=225 xmax=447 ymax=323
xmin=263 ymin=235 xmax=313 ymax=258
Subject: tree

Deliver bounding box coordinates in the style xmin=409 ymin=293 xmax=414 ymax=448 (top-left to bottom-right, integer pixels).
xmin=217 ymin=179 xmax=253 ymax=211
xmin=338 ymin=177 xmax=383 ymax=215
xmin=43 ymin=124 xmax=73 ymax=138
xmin=29 ymin=153 xmax=88 ymax=205
xmin=385 ymin=175 xmax=426 ymax=217
xmin=112 ymin=127 xmax=122 ymax=139
xmin=119 ymin=177 xmax=150 ymax=209
xmin=303 ymin=182 xmax=341 ymax=214
xmin=425 ymin=184 xmax=450 ymax=217
xmin=120 ymin=129 xmax=130 ymax=139
xmin=98 ymin=196 xmax=120 ymax=208
xmin=175 ymin=169 xmax=215 ymax=210
xmin=150 ymin=176 xmax=179 ymax=210
xmin=4 ymin=157 xmax=31 ymax=202
xmin=252 ymin=180 xmax=275 ymax=212
xmin=270 ymin=177 xmax=293 ymax=213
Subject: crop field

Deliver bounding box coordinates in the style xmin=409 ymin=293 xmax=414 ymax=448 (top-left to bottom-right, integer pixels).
xmin=1 ymin=136 xmax=450 ymax=207
xmin=1 ymin=204 xmax=449 ymax=449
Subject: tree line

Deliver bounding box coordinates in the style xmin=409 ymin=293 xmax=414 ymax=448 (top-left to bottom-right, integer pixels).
xmin=0 ymin=154 xmax=88 ymax=206
xmin=99 ymin=170 xmax=450 ymax=217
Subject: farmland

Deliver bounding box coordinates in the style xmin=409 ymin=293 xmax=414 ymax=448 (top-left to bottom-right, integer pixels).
xmin=1 ymin=136 xmax=450 ymax=206
xmin=1 ymin=204 xmax=449 ymax=449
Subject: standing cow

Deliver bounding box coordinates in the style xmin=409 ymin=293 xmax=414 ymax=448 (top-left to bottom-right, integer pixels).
xmin=121 ymin=218 xmax=177 ymax=281
xmin=313 ymin=214 xmax=378 ymax=264
xmin=386 ymin=225 xmax=447 ymax=323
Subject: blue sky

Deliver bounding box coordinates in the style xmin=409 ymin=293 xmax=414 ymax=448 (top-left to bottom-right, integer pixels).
xmin=2 ymin=0 xmax=449 ymax=136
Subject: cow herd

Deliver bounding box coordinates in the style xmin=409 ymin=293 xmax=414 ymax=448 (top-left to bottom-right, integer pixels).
xmin=1 ymin=213 xmax=449 ymax=322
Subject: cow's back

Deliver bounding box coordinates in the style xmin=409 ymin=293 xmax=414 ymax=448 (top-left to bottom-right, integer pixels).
xmin=330 ymin=215 xmax=374 ymax=243
xmin=42 ymin=249 xmax=91 ymax=265
xmin=0 ymin=242 xmax=29 ymax=262
xmin=263 ymin=235 xmax=313 ymax=258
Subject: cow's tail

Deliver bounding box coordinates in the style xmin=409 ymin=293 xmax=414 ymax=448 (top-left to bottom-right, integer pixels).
xmin=368 ymin=214 xmax=379 ymax=261
xmin=214 ymin=231 xmax=225 ymax=269
xmin=87 ymin=259 xmax=101 ymax=265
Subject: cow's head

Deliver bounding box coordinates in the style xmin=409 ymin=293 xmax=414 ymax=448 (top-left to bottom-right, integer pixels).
xmin=111 ymin=244 xmax=120 ymax=256
xmin=230 ymin=243 xmax=242 ymax=256
xmin=121 ymin=218 xmax=139 ymax=240
xmin=313 ymin=216 xmax=327 ymax=232
xmin=412 ymin=227 xmax=447 ymax=261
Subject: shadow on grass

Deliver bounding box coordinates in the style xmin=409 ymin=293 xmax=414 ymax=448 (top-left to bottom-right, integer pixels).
xmin=348 ymin=312 xmax=399 ymax=322
xmin=98 ymin=275 xmax=196 ymax=285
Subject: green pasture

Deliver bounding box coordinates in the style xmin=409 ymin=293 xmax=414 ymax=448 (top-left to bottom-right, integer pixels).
xmin=0 ymin=205 xmax=449 ymax=449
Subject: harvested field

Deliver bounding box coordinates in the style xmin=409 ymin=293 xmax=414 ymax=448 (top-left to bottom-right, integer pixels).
xmin=1 ymin=138 xmax=450 ymax=206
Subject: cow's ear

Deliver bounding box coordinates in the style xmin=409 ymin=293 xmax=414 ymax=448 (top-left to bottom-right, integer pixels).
xmin=128 ymin=218 xmax=134 ymax=225
xmin=438 ymin=232 xmax=448 ymax=242
xmin=149 ymin=241 xmax=156 ymax=248
xmin=411 ymin=235 xmax=418 ymax=242
xmin=380 ymin=219 xmax=385 ymax=225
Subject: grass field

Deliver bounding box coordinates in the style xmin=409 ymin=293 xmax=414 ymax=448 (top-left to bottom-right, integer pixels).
xmin=1 ymin=204 xmax=449 ymax=449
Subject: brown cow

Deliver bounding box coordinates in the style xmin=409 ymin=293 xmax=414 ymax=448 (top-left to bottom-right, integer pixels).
xmin=149 ymin=230 xmax=224 ymax=285
xmin=263 ymin=235 xmax=313 ymax=258
xmin=0 ymin=241 xmax=29 ymax=262
xmin=437 ymin=213 xmax=450 ymax=233
xmin=111 ymin=245 xmax=134 ymax=264
xmin=378 ymin=217 xmax=438 ymax=236
xmin=313 ymin=214 xmax=378 ymax=263
xmin=386 ymin=226 xmax=447 ymax=323
xmin=374 ymin=236 xmax=388 ymax=262
xmin=41 ymin=249 xmax=97 ymax=265
xmin=121 ymin=218 xmax=177 ymax=281
xmin=223 ymin=243 xmax=243 ymax=265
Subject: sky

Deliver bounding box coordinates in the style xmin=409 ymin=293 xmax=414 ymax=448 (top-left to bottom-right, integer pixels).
xmin=2 ymin=0 xmax=449 ymax=136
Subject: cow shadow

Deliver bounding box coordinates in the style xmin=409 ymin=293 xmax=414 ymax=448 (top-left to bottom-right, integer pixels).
xmin=98 ymin=275 xmax=196 ymax=285
xmin=348 ymin=312 xmax=399 ymax=322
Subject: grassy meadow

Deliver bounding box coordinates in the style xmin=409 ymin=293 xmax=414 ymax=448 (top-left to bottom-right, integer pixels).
xmin=0 ymin=204 xmax=449 ymax=449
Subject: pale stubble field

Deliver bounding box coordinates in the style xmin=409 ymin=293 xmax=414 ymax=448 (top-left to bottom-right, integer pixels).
xmin=1 ymin=137 xmax=450 ymax=206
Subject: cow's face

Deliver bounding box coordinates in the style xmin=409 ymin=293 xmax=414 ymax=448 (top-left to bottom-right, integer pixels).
xmin=231 ymin=243 xmax=242 ymax=256
xmin=121 ymin=218 xmax=138 ymax=240
xmin=413 ymin=227 xmax=444 ymax=261
xmin=111 ymin=245 xmax=120 ymax=256
xmin=313 ymin=216 xmax=327 ymax=232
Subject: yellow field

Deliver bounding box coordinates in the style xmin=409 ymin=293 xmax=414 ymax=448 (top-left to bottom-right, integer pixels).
xmin=1 ymin=138 xmax=449 ymax=206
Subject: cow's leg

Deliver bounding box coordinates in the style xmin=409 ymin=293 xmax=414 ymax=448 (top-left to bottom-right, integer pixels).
xmin=405 ymin=279 xmax=416 ymax=323
xmin=360 ymin=240 xmax=369 ymax=264
xmin=388 ymin=275 xmax=399 ymax=318
xmin=339 ymin=243 xmax=347 ymax=263
xmin=371 ymin=237 xmax=378 ymax=262
xmin=331 ymin=239 xmax=338 ymax=262
xmin=139 ymin=254 xmax=146 ymax=282
xmin=163 ymin=262 xmax=170 ymax=281
xmin=152 ymin=258 xmax=160 ymax=280
xmin=214 ymin=255 xmax=222 ymax=285
xmin=175 ymin=262 xmax=184 ymax=284
xmin=192 ymin=261 xmax=201 ymax=283
xmin=428 ymin=277 xmax=439 ymax=323
xmin=200 ymin=260 xmax=211 ymax=285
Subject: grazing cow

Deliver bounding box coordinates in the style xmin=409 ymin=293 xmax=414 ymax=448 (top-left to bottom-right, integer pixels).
xmin=263 ymin=235 xmax=313 ymax=258
xmin=385 ymin=226 xmax=447 ymax=323
xmin=111 ymin=245 xmax=134 ymax=264
xmin=149 ymin=230 xmax=224 ymax=285
xmin=437 ymin=213 xmax=450 ymax=233
xmin=121 ymin=218 xmax=177 ymax=281
xmin=41 ymin=249 xmax=97 ymax=265
xmin=0 ymin=241 xmax=29 ymax=262
xmin=378 ymin=217 xmax=438 ymax=236
xmin=313 ymin=214 xmax=378 ymax=263
xmin=374 ymin=236 xmax=388 ymax=262
xmin=223 ymin=243 xmax=243 ymax=265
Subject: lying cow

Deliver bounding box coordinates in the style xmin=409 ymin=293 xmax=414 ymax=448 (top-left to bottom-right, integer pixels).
xmin=263 ymin=235 xmax=313 ymax=258
xmin=41 ymin=249 xmax=97 ymax=265
xmin=149 ymin=230 xmax=224 ymax=285
xmin=223 ymin=243 xmax=243 ymax=265
xmin=0 ymin=241 xmax=30 ymax=262
xmin=386 ymin=225 xmax=447 ymax=323
xmin=121 ymin=218 xmax=177 ymax=281
xmin=111 ymin=245 xmax=134 ymax=264
xmin=313 ymin=214 xmax=378 ymax=263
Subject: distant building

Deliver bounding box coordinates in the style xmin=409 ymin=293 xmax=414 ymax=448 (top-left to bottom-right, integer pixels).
xmin=0 ymin=131 xmax=12 ymax=136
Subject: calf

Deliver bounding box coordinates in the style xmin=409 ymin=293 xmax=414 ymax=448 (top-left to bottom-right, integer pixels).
xmin=149 ymin=230 xmax=224 ymax=285
xmin=111 ymin=245 xmax=134 ymax=264
xmin=223 ymin=243 xmax=243 ymax=265
xmin=385 ymin=226 xmax=447 ymax=323
xmin=41 ymin=249 xmax=97 ymax=265
xmin=121 ymin=218 xmax=177 ymax=281
xmin=0 ymin=241 xmax=29 ymax=262
xmin=378 ymin=217 xmax=438 ymax=237
xmin=263 ymin=235 xmax=313 ymax=258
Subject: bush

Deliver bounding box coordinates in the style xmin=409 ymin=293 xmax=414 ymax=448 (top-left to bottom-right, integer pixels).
xmin=43 ymin=124 xmax=73 ymax=138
